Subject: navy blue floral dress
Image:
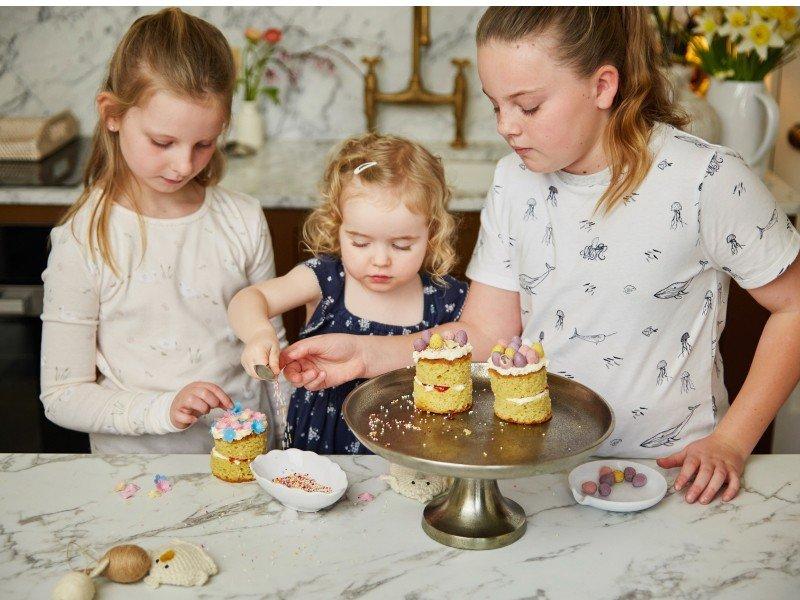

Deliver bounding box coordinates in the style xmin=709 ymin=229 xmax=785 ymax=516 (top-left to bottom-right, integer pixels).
xmin=286 ymin=255 xmax=469 ymax=454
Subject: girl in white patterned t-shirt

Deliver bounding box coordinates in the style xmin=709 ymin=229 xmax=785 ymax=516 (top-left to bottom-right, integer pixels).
xmin=40 ymin=8 xmax=287 ymax=453
xmin=281 ymin=7 xmax=800 ymax=506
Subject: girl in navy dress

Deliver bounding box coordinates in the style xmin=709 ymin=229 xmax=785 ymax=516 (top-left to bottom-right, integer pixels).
xmin=229 ymin=133 xmax=468 ymax=453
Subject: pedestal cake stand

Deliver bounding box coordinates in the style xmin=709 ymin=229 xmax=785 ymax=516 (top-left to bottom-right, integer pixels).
xmin=343 ymin=363 xmax=613 ymax=550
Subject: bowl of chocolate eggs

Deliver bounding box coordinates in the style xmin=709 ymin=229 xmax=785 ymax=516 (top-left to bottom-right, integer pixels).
xmin=568 ymin=460 xmax=667 ymax=512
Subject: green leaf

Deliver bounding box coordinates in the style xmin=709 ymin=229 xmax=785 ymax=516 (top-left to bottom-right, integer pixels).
xmin=261 ymin=87 xmax=280 ymax=105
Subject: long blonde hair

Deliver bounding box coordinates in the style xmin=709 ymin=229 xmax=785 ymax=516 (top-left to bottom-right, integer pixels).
xmin=476 ymin=7 xmax=688 ymax=213
xmin=59 ymin=7 xmax=235 ymax=273
xmin=303 ymin=133 xmax=458 ymax=284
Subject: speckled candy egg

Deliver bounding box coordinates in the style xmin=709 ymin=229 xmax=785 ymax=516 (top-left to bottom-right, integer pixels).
xmin=491 ymin=352 xmax=503 ymax=366
xmin=421 ymin=330 xmax=432 ymax=343
xmin=598 ymin=482 xmax=612 ymax=497
xmin=632 ymin=473 xmax=648 ymax=488
xmin=454 ymin=330 xmax=468 ymax=346
xmin=624 ymin=467 xmax=636 ymax=482
xmin=413 ymin=338 xmax=427 ymax=352
xmin=581 ymin=481 xmax=597 ymax=495
xmin=512 ymin=352 xmax=528 ymax=367
xmin=442 ymin=330 xmax=455 ymax=341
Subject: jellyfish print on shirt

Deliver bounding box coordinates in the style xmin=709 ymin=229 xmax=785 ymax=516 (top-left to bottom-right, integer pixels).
xmin=680 ymin=332 xmax=692 ymax=357
xmin=524 ymin=197 xmax=537 ymax=221
xmin=670 ymin=202 xmax=685 ymax=229
xmin=702 ymin=290 xmax=713 ymax=315
xmin=546 ymin=185 xmax=558 ymax=207
xmin=726 ymin=234 xmax=745 ymax=255
xmin=555 ymin=309 xmax=564 ymax=331
xmin=656 ymin=360 xmax=669 ymax=385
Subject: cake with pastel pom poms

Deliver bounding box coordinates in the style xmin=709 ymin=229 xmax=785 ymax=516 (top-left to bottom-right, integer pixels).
xmin=412 ymin=329 xmax=473 ymax=414
xmin=210 ymin=402 xmax=268 ymax=482
xmin=488 ymin=337 xmax=552 ymax=424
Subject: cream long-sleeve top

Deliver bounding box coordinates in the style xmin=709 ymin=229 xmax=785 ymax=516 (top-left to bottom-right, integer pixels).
xmin=40 ymin=186 xmax=288 ymax=454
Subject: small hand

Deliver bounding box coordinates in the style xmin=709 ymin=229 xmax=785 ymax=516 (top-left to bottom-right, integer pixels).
xmin=241 ymin=328 xmax=281 ymax=379
xmin=170 ymin=381 xmax=233 ymax=429
xmin=656 ymin=433 xmax=746 ymax=504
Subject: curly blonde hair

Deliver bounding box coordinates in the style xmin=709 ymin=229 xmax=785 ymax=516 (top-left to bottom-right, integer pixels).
xmin=303 ymin=133 xmax=458 ymax=284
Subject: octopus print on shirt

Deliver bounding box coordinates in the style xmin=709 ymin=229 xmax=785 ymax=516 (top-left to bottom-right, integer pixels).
xmin=467 ymin=123 xmax=800 ymax=457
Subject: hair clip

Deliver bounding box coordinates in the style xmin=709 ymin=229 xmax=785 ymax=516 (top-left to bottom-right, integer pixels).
xmin=354 ymin=161 xmax=378 ymax=175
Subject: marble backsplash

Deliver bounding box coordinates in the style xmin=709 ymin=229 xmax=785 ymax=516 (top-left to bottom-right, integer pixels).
xmin=0 ymin=6 xmax=501 ymax=144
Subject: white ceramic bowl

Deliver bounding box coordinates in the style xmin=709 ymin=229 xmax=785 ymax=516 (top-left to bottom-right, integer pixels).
xmin=568 ymin=459 xmax=668 ymax=512
xmin=251 ymin=449 xmax=348 ymax=512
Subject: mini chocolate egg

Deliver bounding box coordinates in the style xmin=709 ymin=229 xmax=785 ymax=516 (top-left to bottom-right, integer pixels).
xmin=491 ymin=352 xmax=503 ymax=366
xmin=491 ymin=344 xmax=505 ymax=354
xmin=503 ymin=347 xmax=516 ymax=359
xmin=413 ymin=338 xmax=427 ymax=352
xmin=442 ymin=330 xmax=455 ymax=341
xmin=581 ymin=481 xmax=597 ymax=495
xmin=454 ymin=330 xmax=468 ymax=345
xmin=421 ymin=330 xmax=432 ymax=343
xmin=599 ymin=466 xmax=613 ymax=477
xmin=613 ymin=469 xmax=625 ymax=483
xmin=632 ymin=473 xmax=647 ymax=487
xmin=511 ymin=335 xmax=522 ymax=346
xmin=512 ymin=352 xmax=528 ymax=367
xmin=508 ymin=339 xmax=521 ymax=351
xmin=624 ymin=466 xmax=636 ymax=482
xmin=526 ymin=349 xmax=540 ymax=364
xmin=428 ymin=333 xmax=444 ymax=349
xmin=599 ymin=473 xmax=614 ymax=486
xmin=499 ymin=354 xmax=512 ymax=368
xmin=444 ymin=339 xmax=458 ymax=349
xmin=533 ymin=341 xmax=545 ymax=358
xmin=598 ymin=482 xmax=612 ymax=497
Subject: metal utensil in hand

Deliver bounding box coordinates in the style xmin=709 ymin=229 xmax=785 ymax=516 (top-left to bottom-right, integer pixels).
xmin=254 ymin=364 xmax=276 ymax=381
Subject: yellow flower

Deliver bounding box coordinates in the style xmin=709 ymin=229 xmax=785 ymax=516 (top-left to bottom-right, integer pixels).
xmin=719 ymin=7 xmax=749 ymax=38
xmin=778 ymin=18 xmax=797 ymax=42
xmin=244 ymin=28 xmax=261 ymax=43
xmin=739 ymin=13 xmax=785 ymax=60
xmin=693 ymin=13 xmax=719 ymax=39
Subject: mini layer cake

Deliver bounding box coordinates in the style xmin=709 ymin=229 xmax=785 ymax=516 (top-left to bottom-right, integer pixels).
xmin=210 ymin=403 xmax=267 ymax=483
xmin=412 ymin=329 xmax=473 ymax=414
xmin=488 ymin=337 xmax=551 ymax=425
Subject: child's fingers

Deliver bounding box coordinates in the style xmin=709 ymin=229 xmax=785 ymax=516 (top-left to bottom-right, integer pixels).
xmin=198 ymin=382 xmax=233 ymax=409
xmin=685 ymin=464 xmax=713 ymax=503
xmin=185 ymin=395 xmax=214 ymax=415
xmin=674 ymin=455 xmax=700 ymax=491
xmin=722 ymin=471 xmax=741 ymax=502
xmin=699 ymin=466 xmax=727 ymax=504
xmin=269 ymin=345 xmax=281 ymax=379
xmin=656 ymin=449 xmax=685 ymax=470
xmin=172 ymin=410 xmax=197 ymax=427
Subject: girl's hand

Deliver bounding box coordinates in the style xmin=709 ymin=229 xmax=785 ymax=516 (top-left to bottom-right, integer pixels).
xmin=241 ymin=327 xmax=281 ymax=379
xmin=656 ymin=432 xmax=747 ymax=504
xmin=280 ymin=334 xmax=368 ymax=391
xmin=170 ymin=381 xmax=233 ymax=429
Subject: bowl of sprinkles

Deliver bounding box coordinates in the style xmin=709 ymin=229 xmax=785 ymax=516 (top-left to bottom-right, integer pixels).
xmin=251 ymin=449 xmax=348 ymax=512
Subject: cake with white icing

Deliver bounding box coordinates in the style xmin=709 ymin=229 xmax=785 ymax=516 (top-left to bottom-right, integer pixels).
xmin=210 ymin=403 xmax=267 ymax=482
xmin=412 ymin=329 xmax=473 ymax=414
xmin=487 ymin=337 xmax=552 ymax=424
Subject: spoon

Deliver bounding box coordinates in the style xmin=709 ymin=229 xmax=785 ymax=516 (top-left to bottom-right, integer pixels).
xmin=254 ymin=364 xmax=276 ymax=381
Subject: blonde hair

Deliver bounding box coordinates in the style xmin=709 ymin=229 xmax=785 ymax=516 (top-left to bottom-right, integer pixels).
xmin=59 ymin=7 xmax=236 ymax=273
xmin=477 ymin=7 xmax=688 ymax=213
xmin=303 ymin=133 xmax=457 ymax=284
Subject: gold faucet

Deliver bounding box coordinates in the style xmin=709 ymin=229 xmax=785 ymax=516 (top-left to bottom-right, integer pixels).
xmin=362 ymin=7 xmax=470 ymax=148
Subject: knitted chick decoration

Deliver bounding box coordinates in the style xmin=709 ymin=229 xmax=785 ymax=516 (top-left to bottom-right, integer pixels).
xmin=144 ymin=540 xmax=217 ymax=588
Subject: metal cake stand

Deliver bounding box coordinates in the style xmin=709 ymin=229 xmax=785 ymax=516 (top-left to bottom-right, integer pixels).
xmin=343 ymin=363 xmax=614 ymax=550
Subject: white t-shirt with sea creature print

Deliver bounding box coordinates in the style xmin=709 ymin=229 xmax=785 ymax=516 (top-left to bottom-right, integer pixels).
xmin=467 ymin=123 xmax=800 ymax=458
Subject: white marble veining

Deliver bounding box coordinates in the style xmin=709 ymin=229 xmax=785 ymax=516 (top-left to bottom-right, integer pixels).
xmin=1 ymin=453 xmax=798 ymax=599
xmin=0 ymin=7 xmax=496 ymax=142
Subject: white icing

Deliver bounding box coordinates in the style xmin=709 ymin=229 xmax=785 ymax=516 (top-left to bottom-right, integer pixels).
xmin=503 ymin=389 xmax=550 ymax=405
xmin=211 ymin=448 xmax=247 ymax=464
xmin=413 ymin=343 xmax=473 ymax=362
xmin=487 ymin=358 xmax=548 ymax=376
xmin=413 ymin=376 xmax=466 ymax=393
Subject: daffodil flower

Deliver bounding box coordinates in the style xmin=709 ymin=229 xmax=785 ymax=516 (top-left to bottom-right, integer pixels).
xmin=718 ymin=8 xmax=749 ymax=39
xmin=739 ymin=13 xmax=785 ymax=60
xmin=693 ymin=13 xmax=719 ymax=40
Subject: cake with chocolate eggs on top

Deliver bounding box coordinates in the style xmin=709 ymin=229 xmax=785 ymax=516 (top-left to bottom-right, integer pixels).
xmin=412 ymin=329 xmax=473 ymax=414
xmin=487 ymin=337 xmax=551 ymax=424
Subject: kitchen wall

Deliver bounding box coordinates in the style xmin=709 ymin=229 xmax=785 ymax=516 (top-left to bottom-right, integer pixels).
xmin=0 ymin=6 xmax=498 ymax=143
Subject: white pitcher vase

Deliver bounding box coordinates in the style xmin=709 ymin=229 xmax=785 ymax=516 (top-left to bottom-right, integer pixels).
xmin=234 ymin=100 xmax=265 ymax=150
xmin=667 ymin=64 xmax=721 ymax=144
xmin=706 ymin=79 xmax=779 ymax=176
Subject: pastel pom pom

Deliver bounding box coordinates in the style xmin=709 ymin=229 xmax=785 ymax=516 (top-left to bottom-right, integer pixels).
xmin=421 ymin=330 xmax=432 ymax=343
xmin=413 ymin=338 xmax=427 ymax=352
xmin=512 ymin=352 xmax=528 ymax=367
xmin=223 ymin=427 xmax=236 ymax=442
xmin=442 ymin=330 xmax=455 ymax=341
xmin=454 ymin=330 xmax=468 ymax=346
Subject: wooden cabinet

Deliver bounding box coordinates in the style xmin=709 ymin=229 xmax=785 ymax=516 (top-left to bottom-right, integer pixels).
xmin=0 ymin=204 xmax=774 ymax=452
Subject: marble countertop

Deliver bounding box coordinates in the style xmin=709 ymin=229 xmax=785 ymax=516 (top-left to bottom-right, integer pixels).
xmin=1 ymin=453 xmax=798 ymax=599
xmin=1 ymin=140 xmax=799 ymax=215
